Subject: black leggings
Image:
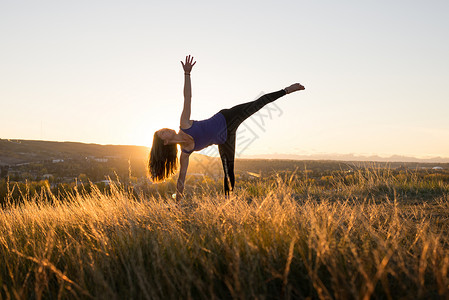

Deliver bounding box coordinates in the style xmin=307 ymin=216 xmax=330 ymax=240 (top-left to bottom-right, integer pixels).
xmin=218 ymin=89 xmax=286 ymax=196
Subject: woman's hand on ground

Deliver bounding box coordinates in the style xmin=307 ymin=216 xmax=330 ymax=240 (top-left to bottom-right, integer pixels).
xmin=181 ymin=55 xmax=196 ymax=74
xmin=285 ymin=83 xmax=305 ymax=94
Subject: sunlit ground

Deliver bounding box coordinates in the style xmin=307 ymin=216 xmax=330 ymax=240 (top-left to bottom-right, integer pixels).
xmin=1 ymin=168 xmax=448 ymax=299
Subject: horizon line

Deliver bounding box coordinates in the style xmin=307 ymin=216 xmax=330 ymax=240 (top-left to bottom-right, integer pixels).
xmin=2 ymin=137 xmax=449 ymax=163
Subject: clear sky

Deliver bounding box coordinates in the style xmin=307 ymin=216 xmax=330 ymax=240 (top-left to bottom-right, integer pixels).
xmin=1 ymin=0 xmax=448 ymax=159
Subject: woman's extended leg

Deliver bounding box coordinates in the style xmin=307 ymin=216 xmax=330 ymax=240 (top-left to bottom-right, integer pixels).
xmin=219 ymin=89 xmax=286 ymax=133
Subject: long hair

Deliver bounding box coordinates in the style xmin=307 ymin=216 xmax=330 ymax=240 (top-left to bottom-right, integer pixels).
xmin=148 ymin=131 xmax=178 ymax=182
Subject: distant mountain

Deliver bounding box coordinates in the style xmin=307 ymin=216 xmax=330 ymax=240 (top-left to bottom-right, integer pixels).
xmin=242 ymin=153 xmax=449 ymax=164
xmin=2 ymin=138 xmax=448 ymax=167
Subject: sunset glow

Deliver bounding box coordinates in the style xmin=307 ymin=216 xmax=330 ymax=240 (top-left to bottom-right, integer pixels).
xmin=1 ymin=1 xmax=448 ymax=159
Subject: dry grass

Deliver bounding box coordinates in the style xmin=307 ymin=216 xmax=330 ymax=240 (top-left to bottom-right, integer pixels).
xmin=1 ymin=170 xmax=449 ymax=299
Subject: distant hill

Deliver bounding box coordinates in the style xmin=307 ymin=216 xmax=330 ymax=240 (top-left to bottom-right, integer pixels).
xmin=244 ymin=153 xmax=449 ymax=164
xmin=1 ymin=139 xmax=447 ymax=174
xmin=0 ymin=139 xmax=149 ymax=166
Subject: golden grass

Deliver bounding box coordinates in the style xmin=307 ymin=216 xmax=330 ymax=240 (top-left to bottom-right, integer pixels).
xmin=1 ymin=171 xmax=449 ymax=299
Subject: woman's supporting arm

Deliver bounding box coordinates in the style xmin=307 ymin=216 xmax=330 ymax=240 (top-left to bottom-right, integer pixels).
xmin=176 ymin=151 xmax=190 ymax=201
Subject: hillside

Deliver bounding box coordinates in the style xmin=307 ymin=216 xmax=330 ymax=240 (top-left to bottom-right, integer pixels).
xmin=0 ymin=139 xmax=149 ymax=165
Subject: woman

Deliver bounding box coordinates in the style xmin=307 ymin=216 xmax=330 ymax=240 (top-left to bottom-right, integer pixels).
xmin=149 ymin=55 xmax=305 ymax=200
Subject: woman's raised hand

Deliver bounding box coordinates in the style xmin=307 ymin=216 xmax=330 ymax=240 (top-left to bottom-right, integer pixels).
xmin=181 ymin=55 xmax=196 ymax=74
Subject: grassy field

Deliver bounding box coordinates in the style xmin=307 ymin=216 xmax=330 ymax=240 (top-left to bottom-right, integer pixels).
xmin=1 ymin=167 xmax=448 ymax=299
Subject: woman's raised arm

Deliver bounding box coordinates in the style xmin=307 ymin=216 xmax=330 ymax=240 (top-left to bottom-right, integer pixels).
xmin=180 ymin=55 xmax=196 ymax=129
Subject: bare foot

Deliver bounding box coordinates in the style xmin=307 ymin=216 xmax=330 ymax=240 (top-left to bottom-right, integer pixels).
xmin=285 ymin=83 xmax=305 ymax=94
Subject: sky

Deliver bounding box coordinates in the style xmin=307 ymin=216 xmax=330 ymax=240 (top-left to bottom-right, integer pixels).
xmin=1 ymin=0 xmax=448 ymax=159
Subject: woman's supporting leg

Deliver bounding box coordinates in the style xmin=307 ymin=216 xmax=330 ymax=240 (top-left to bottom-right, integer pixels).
xmin=220 ymin=89 xmax=286 ymax=132
xmin=218 ymin=89 xmax=286 ymax=195
xmin=218 ymin=131 xmax=236 ymax=196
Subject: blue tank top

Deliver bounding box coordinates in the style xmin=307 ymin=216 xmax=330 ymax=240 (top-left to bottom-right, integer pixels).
xmin=180 ymin=112 xmax=227 ymax=154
